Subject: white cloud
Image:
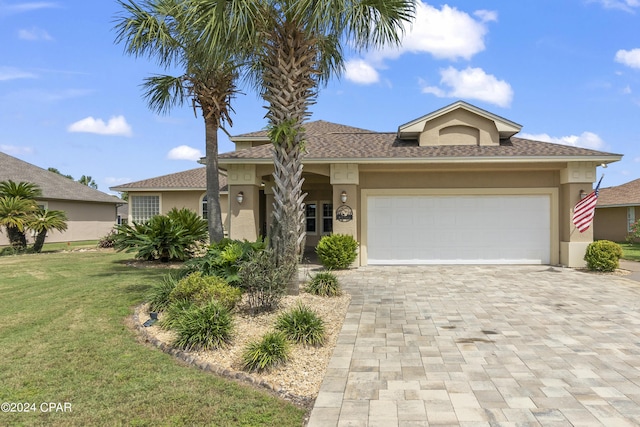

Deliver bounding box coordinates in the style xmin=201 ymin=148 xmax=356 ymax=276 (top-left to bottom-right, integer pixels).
xmin=374 ymin=3 xmax=495 ymax=62
xmin=18 ymin=27 xmax=52 ymax=41
xmin=0 ymin=2 xmax=59 ymax=15
xmin=420 ymin=66 xmax=513 ymax=107
xmin=0 ymin=66 xmax=37 ymax=81
xmin=0 ymin=144 xmax=33 ymax=155
xmin=105 ymin=177 xmax=132 ymax=186
xmin=67 ymin=115 xmax=132 ymax=137
xmin=167 ymin=145 xmax=203 ymax=161
xmin=615 ymin=48 xmax=640 ymax=68
xmin=344 ymin=59 xmax=380 ymax=84
xmin=590 ymin=0 xmax=640 ymax=12
xmin=520 ymin=131 xmax=607 ymax=150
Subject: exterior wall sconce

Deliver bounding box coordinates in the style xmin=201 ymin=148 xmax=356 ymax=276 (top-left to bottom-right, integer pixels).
xmin=579 ymin=190 xmax=587 ymax=200
xmin=340 ymin=191 xmax=347 ymax=203
xmin=236 ymin=191 xmax=244 ymax=204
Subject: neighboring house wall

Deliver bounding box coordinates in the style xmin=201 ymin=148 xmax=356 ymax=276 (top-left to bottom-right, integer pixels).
xmin=0 ymin=200 xmax=117 ymax=245
xmin=595 ymin=206 xmax=640 ymax=242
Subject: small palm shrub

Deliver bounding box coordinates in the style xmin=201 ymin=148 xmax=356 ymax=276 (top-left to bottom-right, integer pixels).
xmin=275 ymin=303 xmax=325 ymax=346
xmin=184 ymin=239 xmax=266 ymax=285
xmin=242 ymin=331 xmax=290 ymax=373
xmin=584 ymin=240 xmax=623 ymax=272
xmin=305 ymin=271 xmax=341 ymax=297
xmin=147 ymin=273 xmax=180 ymax=312
xmin=238 ymin=249 xmax=295 ymax=313
xmin=173 ymin=300 xmax=234 ymax=351
xmin=158 ymin=299 xmax=193 ymax=330
xmin=169 ymin=272 xmax=242 ymax=310
xmin=316 ymin=234 xmax=358 ymax=269
xmin=113 ymin=208 xmax=208 ymax=262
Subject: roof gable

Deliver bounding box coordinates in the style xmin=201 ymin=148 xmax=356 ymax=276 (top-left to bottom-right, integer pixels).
xmin=397 ymin=101 xmax=522 ymax=143
xmin=0 ymin=151 xmax=122 ymax=204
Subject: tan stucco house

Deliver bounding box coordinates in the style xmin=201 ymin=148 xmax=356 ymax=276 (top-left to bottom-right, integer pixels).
xmin=0 ymin=151 xmax=123 ymax=245
xmin=594 ymin=178 xmax=640 ymax=242
xmin=217 ymin=101 xmax=622 ymax=267
xmin=110 ymin=167 xmax=229 ymax=232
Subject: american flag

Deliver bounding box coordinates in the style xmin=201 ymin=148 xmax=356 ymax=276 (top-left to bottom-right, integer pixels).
xmin=572 ymin=176 xmax=603 ymax=233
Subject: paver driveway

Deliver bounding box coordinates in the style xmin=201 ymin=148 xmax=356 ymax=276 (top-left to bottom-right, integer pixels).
xmin=307 ymin=265 xmax=640 ymax=426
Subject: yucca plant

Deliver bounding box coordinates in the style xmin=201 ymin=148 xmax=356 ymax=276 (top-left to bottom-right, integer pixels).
xmin=275 ymin=303 xmax=325 ymax=346
xmin=173 ymin=300 xmax=234 ymax=351
xmin=242 ymin=331 xmax=290 ymax=373
xmin=305 ymin=271 xmax=341 ymax=297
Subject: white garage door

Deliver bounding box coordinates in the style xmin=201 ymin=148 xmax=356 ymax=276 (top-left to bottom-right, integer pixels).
xmin=367 ymin=195 xmax=550 ymax=265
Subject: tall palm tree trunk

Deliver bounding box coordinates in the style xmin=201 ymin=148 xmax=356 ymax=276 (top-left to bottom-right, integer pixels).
xmin=262 ymin=21 xmax=318 ymax=294
xmin=204 ymin=118 xmax=225 ymax=243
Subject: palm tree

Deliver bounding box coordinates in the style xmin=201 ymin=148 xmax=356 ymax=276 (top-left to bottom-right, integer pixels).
xmin=0 ymin=180 xmax=43 ymax=249
xmin=114 ymin=0 xmax=241 ymax=244
xmin=78 ymin=175 xmax=98 ymax=189
xmin=0 ymin=196 xmax=38 ymax=249
xmin=29 ymin=209 xmax=68 ymax=253
xmin=192 ymin=0 xmax=415 ymax=284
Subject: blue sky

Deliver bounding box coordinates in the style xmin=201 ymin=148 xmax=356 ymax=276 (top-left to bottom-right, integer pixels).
xmin=1 ymin=0 xmax=639 ymax=195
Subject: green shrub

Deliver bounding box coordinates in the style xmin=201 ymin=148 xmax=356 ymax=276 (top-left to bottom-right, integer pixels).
xmin=275 ymin=303 xmax=325 ymax=346
xmin=173 ymin=300 xmax=234 ymax=351
xmin=242 ymin=331 xmax=290 ymax=373
xmin=584 ymin=240 xmax=623 ymax=272
xmin=316 ymin=234 xmax=358 ymax=269
xmin=169 ymin=272 xmax=241 ymax=310
xmin=238 ymin=249 xmax=295 ymax=313
xmin=158 ymin=299 xmax=193 ymax=329
xmin=113 ymin=208 xmax=208 ymax=262
xmin=184 ymin=239 xmax=266 ymax=285
xmin=305 ymin=271 xmax=341 ymax=297
xmin=147 ymin=273 xmax=180 ymax=312
xmin=628 ymin=219 xmax=640 ymax=243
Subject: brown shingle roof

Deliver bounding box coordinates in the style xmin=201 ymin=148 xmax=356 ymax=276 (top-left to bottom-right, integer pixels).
xmin=597 ymin=178 xmax=640 ymax=207
xmin=221 ymin=120 xmax=621 ymax=162
xmin=0 ymin=151 xmax=122 ymax=204
xmin=233 ymin=120 xmax=376 ymax=139
xmin=110 ymin=167 xmax=228 ymax=192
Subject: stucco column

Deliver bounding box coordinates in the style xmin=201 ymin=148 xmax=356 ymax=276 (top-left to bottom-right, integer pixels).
xmin=559 ymin=162 xmax=597 ymax=267
xmin=331 ymin=164 xmax=360 ymax=266
xmin=227 ymin=164 xmax=260 ymax=241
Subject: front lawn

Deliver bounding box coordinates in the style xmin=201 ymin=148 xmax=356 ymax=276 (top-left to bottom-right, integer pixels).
xmin=620 ymin=242 xmax=640 ymax=261
xmin=0 ymin=250 xmax=305 ymax=426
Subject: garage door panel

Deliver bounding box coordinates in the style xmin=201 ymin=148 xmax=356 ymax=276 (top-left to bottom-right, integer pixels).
xmin=367 ymin=195 xmax=550 ymax=265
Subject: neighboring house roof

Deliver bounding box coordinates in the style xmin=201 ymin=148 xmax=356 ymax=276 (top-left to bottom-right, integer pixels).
xmin=0 ymin=151 xmax=123 ymax=204
xmin=110 ymin=167 xmax=228 ymax=192
xmin=596 ymin=178 xmax=640 ymax=208
xmin=220 ymin=120 xmax=621 ymax=164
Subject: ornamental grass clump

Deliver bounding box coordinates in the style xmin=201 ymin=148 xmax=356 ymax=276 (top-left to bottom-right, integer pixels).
xmin=242 ymin=331 xmax=290 ymax=373
xmin=147 ymin=273 xmax=180 ymax=312
xmin=173 ymin=300 xmax=234 ymax=351
xmin=275 ymin=303 xmax=325 ymax=347
xmin=316 ymin=234 xmax=358 ymax=269
xmin=305 ymin=271 xmax=341 ymax=297
xmin=584 ymin=240 xmax=623 ymax=272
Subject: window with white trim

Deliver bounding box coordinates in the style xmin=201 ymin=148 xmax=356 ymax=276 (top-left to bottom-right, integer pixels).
xmin=202 ymin=196 xmax=208 ymax=219
xmin=305 ymin=203 xmax=317 ymax=234
xmin=628 ymin=207 xmax=636 ymax=233
xmin=131 ymin=195 xmax=159 ymax=223
xmin=322 ymin=202 xmax=333 ymax=234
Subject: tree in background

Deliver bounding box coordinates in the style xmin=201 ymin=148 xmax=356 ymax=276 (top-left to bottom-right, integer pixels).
xmin=47 ymin=167 xmax=74 ymax=180
xmin=78 ymin=175 xmax=98 ymax=189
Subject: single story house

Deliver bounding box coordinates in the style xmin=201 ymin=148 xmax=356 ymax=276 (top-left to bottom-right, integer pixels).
xmin=0 ymin=151 xmax=123 ymax=245
xmin=217 ymin=101 xmax=622 ymax=267
xmin=594 ymin=178 xmax=640 ymax=242
xmin=110 ymin=167 xmax=229 ymax=232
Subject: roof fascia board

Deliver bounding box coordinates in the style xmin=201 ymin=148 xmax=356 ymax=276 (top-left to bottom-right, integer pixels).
xmin=596 ymin=203 xmax=640 ymax=208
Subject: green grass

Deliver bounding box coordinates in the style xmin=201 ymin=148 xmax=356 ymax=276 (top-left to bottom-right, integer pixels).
xmin=620 ymin=242 xmax=640 ymax=261
xmin=0 ymin=240 xmax=99 ymax=254
xmin=0 ymin=251 xmax=305 ymax=426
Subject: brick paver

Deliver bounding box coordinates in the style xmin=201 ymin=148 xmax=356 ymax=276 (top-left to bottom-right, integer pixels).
xmin=307 ymin=265 xmax=640 ymax=426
